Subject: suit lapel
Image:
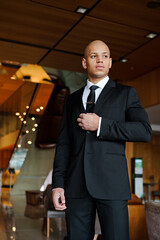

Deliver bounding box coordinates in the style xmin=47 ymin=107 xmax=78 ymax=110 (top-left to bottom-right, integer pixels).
xmin=75 ymin=86 xmax=86 ymax=113
xmin=94 ymin=78 xmax=116 ymax=115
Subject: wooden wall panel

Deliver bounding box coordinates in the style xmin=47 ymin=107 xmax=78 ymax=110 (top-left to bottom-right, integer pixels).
xmin=126 ymin=135 xmax=160 ymax=200
xmin=128 ymin=205 xmax=149 ymax=240
xmin=126 ymin=68 xmax=160 ymax=108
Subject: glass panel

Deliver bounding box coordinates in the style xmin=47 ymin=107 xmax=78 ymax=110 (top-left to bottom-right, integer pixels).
xmin=0 ymin=81 xmax=37 ymax=137
xmin=0 ymin=80 xmax=54 ymax=189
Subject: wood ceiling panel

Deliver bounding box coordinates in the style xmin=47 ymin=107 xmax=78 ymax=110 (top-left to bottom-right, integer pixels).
xmin=128 ymin=36 xmax=160 ymax=66
xmin=0 ymin=0 xmax=81 ymax=47
xmin=36 ymin=0 xmax=98 ymax=11
xmin=89 ymin=0 xmax=160 ymax=32
xmin=110 ymin=37 xmax=160 ymax=82
xmin=0 ymin=41 xmax=47 ymax=64
xmin=110 ymin=61 xmax=148 ymax=82
xmin=40 ymin=50 xmax=85 ymax=73
xmin=55 ymin=16 xmax=149 ymax=60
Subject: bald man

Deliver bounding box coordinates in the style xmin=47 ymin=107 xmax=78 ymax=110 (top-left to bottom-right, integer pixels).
xmin=52 ymin=40 xmax=152 ymax=240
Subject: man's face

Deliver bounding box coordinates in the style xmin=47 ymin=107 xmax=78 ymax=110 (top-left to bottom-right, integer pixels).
xmin=82 ymin=41 xmax=112 ymax=83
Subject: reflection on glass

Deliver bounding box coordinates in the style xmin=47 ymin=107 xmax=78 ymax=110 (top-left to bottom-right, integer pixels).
xmin=0 ymin=79 xmax=54 ymax=188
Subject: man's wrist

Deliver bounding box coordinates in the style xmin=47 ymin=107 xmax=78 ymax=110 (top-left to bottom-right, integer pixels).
xmin=97 ymin=117 xmax=102 ymax=136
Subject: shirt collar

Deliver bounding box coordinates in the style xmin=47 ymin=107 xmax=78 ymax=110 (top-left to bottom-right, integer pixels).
xmin=87 ymin=76 xmax=109 ymax=90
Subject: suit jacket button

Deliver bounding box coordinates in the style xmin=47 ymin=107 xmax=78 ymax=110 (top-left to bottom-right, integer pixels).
xmin=87 ymin=131 xmax=91 ymax=134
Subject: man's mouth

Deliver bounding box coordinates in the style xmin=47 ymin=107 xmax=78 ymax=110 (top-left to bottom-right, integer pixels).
xmin=96 ymin=66 xmax=104 ymax=70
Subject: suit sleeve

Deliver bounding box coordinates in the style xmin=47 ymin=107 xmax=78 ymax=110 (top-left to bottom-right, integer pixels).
xmin=98 ymin=87 xmax=152 ymax=142
xmin=52 ymin=96 xmax=71 ymax=189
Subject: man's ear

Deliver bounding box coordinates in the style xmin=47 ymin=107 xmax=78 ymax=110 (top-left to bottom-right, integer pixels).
xmin=82 ymin=58 xmax=87 ymax=69
xmin=109 ymin=58 xmax=112 ymax=69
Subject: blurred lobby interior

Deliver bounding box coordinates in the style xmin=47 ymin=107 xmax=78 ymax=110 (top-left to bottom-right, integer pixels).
xmin=0 ymin=0 xmax=160 ymax=239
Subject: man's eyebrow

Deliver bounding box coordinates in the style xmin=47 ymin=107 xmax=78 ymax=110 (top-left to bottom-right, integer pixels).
xmin=90 ymin=51 xmax=109 ymax=54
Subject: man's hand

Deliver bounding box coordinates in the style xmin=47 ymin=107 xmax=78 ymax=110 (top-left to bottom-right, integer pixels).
xmin=52 ymin=188 xmax=66 ymax=210
xmin=77 ymin=113 xmax=100 ymax=131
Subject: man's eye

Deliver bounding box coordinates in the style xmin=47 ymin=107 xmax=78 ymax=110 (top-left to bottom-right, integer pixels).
xmin=91 ymin=55 xmax=96 ymax=58
xmin=104 ymin=55 xmax=108 ymax=58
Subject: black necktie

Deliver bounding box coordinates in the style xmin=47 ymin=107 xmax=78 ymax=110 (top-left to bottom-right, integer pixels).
xmin=86 ymin=85 xmax=99 ymax=113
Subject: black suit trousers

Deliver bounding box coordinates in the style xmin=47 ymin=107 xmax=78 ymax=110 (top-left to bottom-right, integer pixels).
xmin=65 ymin=193 xmax=129 ymax=240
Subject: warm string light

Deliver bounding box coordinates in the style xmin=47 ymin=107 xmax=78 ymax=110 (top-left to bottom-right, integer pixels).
xmin=12 ymin=227 xmax=16 ymax=232
xmin=15 ymin=105 xmax=42 ymax=148
xmin=36 ymin=106 xmax=43 ymax=112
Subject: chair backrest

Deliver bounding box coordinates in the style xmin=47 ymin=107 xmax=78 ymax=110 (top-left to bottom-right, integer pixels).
xmin=145 ymin=202 xmax=160 ymax=240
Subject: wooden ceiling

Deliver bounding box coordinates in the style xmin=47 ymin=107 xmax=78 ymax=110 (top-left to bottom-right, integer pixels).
xmin=0 ymin=0 xmax=160 ymax=106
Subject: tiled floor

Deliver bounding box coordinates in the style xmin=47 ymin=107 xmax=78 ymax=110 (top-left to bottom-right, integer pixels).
xmin=0 ymin=190 xmax=67 ymax=240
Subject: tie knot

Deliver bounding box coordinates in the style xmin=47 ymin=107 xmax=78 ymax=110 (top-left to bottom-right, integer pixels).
xmin=90 ymin=85 xmax=99 ymax=91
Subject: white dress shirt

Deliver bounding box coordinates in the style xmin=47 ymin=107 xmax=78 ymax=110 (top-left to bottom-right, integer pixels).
xmin=82 ymin=76 xmax=109 ymax=135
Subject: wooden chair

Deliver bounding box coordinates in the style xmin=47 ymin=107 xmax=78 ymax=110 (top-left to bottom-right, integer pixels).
xmin=145 ymin=202 xmax=160 ymax=240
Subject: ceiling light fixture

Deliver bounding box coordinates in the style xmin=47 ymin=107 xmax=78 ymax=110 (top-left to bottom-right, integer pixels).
xmin=12 ymin=64 xmax=52 ymax=84
xmin=10 ymin=76 xmax=16 ymax=80
xmin=120 ymin=58 xmax=128 ymax=63
xmin=75 ymin=6 xmax=88 ymax=14
xmin=146 ymin=32 xmax=158 ymax=39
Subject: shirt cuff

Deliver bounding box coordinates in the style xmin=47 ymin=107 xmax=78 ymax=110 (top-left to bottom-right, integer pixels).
xmin=97 ymin=117 xmax=102 ymax=136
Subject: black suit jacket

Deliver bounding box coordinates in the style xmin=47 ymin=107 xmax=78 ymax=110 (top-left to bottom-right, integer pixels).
xmin=52 ymin=79 xmax=152 ymax=200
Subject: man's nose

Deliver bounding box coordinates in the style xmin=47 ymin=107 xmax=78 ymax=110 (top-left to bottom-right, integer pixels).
xmin=97 ymin=56 xmax=103 ymax=62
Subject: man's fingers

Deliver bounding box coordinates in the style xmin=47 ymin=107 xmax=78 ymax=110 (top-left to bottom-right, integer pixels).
xmin=79 ymin=113 xmax=85 ymax=118
xmin=77 ymin=113 xmax=99 ymax=131
xmin=59 ymin=191 xmax=66 ymax=205
xmin=52 ymin=188 xmax=67 ymax=210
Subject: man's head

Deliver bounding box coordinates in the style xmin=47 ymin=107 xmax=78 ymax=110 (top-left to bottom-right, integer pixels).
xmin=82 ymin=40 xmax=112 ymax=83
